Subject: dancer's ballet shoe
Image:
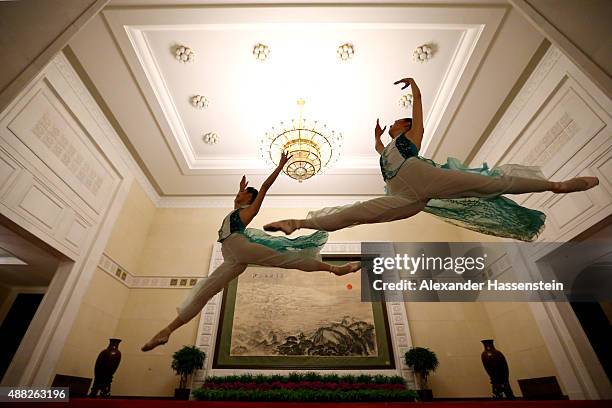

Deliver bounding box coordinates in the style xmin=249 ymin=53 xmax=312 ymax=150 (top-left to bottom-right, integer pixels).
xmin=263 ymin=220 xmax=298 ymax=235
xmin=331 ymin=261 xmax=362 ymax=276
xmin=141 ymin=328 xmax=171 ymax=352
xmin=552 ymin=177 xmax=599 ymax=193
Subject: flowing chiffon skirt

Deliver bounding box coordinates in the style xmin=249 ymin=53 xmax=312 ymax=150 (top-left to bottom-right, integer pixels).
xmin=242 ymin=228 xmax=329 ymax=259
xmin=421 ymin=158 xmax=546 ymax=241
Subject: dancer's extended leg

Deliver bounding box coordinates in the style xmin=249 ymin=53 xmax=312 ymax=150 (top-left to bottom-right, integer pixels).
xmin=264 ymin=195 xmax=427 ymax=234
xmin=421 ymin=163 xmax=598 ymax=199
xmin=235 ymin=238 xmax=361 ymax=276
xmin=142 ymin=260 xmax=247 ymax=351
xmin=142 ymin=235 xmax=361 ymax=351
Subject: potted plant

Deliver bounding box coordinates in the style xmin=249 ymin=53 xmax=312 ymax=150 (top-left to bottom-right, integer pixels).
xmin=405 ymin=347 xmax=439 ymax=401
xmin=171 ymin=345 xmax=205 ymax=400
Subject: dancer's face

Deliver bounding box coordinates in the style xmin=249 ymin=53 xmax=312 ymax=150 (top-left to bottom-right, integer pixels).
xmin=236 ymin=191 xmax=254 ymax=206
xmin=389 ymin=118 xmax=412 ymax=138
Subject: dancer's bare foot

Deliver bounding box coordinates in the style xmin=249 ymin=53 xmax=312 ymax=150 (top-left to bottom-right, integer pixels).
xmin=331 ymin=261 xmax=362 ymax=276
xmin=263 ymin=219 xmax=299 ymax=235
xmin=552 ymin=177 xmax=599 ymax=193
xmin=141 ymin=328 xmax=171 ymax=352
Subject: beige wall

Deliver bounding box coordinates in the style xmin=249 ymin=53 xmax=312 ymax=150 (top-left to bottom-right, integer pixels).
xmin=407 ymin=302 xmax=495 ymax=397
xmin=484 ymin=302 xmax=561 ymax=397
xmin=54 ymin=189 xmax=562 ymax=397
xmin=55 ymin=181 xmax=156 ymax=382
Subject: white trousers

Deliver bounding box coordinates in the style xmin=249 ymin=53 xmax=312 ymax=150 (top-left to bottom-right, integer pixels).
xmin=177 ymin=233 xmax=330 ymax=322
xmin=305 ymin=158 xmax=553 ymax=232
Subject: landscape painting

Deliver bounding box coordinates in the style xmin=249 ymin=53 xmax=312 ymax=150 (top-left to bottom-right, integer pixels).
xmin=213 ymin=261 xmax=394 ymax=369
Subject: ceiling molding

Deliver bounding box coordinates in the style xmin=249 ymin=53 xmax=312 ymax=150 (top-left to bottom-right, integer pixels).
xmin=67 ymin=2 xmax=547 ymax=198
xmin=124 ymin=21 xmax=488 ymax=172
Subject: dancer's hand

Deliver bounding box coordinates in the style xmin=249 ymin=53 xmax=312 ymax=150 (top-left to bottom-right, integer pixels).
xmin=278 ymin=151 xmax=292 ymax=168
xmin=394 ymin=77 xmax=420 ymax=96
xmin=375 ymin=119 xmax=386 ymax=140
xmin=239 ymin=175 xmax=248 ymax=192
xmin=393 ymin=77 xmax=414 ymax=90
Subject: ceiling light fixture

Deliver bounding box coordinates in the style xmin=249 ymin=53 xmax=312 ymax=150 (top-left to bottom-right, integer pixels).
xmin=260 ymin=99 xmax=342 ymax=182
xmin=253 ymin=43 xmax=270 ymax=61
xmin=191 ymin=95 xmax=209 ymax=109
xmin=337 ymin=43 xmax=355 ymax=61
xmin=203 ymin=132 xmax=219 ymax=145
xmin=174 ymin=45 xmax=195 ymax=63
xmin=398 ymin=93 xmax=413 ymax=108
xmin=413 ymin=44 xmax=434 ymax=62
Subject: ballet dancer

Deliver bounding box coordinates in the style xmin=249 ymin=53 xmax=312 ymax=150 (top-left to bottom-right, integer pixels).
xmin=264 ymin=77 xmax=599 ymax=242
xmin=142 ymin=152 xmax=361 ymax=351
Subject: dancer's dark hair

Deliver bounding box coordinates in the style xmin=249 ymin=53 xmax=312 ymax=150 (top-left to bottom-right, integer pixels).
xmin=400 ymin=117 xmax=413 ymax=129
xmin=246 ymin=187 xmax=258 ymax=204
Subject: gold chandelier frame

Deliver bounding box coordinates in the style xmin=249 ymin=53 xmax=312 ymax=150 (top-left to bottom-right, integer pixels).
xmin=260 ymin=99 xmax=342 ymax=182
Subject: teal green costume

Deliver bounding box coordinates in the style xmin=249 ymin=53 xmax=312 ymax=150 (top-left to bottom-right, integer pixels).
xmin=218 ymin=208 xmax=328 ymax=257
xmin=384 ymin=134 xmax=546 ymax=241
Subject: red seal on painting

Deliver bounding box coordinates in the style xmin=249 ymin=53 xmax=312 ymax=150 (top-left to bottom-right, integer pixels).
xmin=346 ymin=283 xmax=353 ymax=290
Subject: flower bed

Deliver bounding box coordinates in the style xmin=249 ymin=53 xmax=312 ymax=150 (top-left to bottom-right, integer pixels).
xmin=192 ymin=373 xmax=417 ymax=402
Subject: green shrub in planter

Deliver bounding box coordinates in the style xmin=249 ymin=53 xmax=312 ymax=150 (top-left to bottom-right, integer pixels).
xmin=171 ymin=345 xmax=205 ymax=400
xmin=404 ymin=347 xmax=438 ymax=401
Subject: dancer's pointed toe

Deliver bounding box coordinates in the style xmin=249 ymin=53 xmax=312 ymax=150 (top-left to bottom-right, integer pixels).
xmin=141 ymin=329 xmax=170 ymax=352
xmin=263 ymin=222 xmax=281 ymax=232
xmin=553 ymin=176 xmax=599 ymax=193
xmin=263 ymin=220 xmax=298 ymax=235
xmin=332 ymin=261 xmax=362 ymax=276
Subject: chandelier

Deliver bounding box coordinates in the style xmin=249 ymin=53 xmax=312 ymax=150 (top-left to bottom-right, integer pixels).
xmin=260 ymin=99 xmax=342 ymax=182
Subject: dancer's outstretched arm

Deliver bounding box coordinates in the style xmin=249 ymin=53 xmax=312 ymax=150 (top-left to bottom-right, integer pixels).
xmin=239 ymin=152 xmax=290 ymax=225
xmin=394 ymin=77 xmax=424 ymax=150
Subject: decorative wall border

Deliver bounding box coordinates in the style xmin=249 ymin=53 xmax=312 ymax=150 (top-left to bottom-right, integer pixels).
xmin=191 ymin=241 xmax=416 ymax=390
xmin=98 ymin=253 xmax=202 ymax=289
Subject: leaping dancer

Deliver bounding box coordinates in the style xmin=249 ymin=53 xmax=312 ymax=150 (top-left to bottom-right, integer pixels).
xmin=142 ymin=152 xmax=361 ymax=352
xmin=264 ymin=77 xmax=599 ymax=242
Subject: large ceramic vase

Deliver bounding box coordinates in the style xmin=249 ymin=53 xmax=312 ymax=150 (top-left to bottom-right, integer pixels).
xmin=89 ymin=338 xmax=122 ymax=397
xmin=480 ymin=339 xmax=515 ymax=399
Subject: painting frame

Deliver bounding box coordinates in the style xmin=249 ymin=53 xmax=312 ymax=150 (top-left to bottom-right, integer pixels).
xmin=211 ymin=258 xmax=396 ymax=370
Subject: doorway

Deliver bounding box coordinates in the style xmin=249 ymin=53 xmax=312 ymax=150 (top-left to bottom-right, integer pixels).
xmin=0 ymin=216 xmax=63 ymax=383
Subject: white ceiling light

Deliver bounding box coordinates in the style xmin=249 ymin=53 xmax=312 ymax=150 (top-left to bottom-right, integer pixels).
xmin=174 ymin=45 xmax=195 ymax=63
xmin=413 ymin=44 xmax=434 ymax=62
xmin=191 ymin=95 xmax=209 ymax=109
xmin=398 ymin=93 xmax=413 ymax=108
xmin=203 ymin=132 xmax=219 ymax=145
xmin=253 ymin=43 xmax=270 ymax=61
xmin=337 ymin=43 xmax=355 ymax=61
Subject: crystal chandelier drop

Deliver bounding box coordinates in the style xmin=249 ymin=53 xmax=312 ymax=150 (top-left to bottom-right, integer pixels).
xmin=260 ymin=99 xmax=342 ymax=182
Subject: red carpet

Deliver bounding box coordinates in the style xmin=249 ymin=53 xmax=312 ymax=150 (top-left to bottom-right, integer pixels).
xmin=7 ymin=399 xmax=611 ymax=408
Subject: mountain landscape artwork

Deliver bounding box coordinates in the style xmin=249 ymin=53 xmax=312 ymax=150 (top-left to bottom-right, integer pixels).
xmin=230 ymin=266 xmax=378 ymax=358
